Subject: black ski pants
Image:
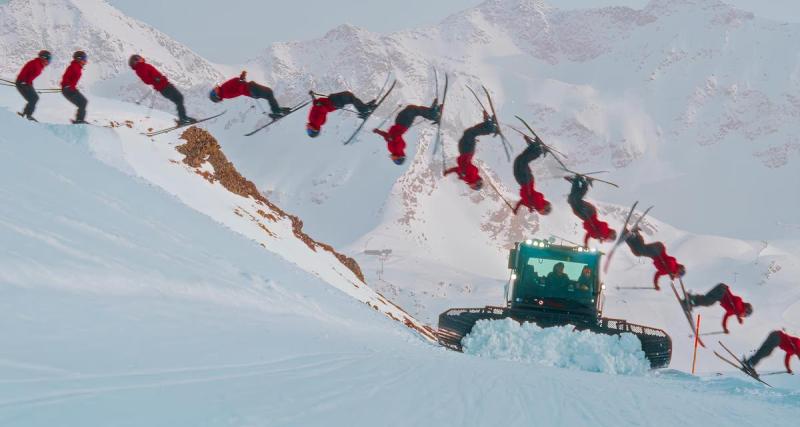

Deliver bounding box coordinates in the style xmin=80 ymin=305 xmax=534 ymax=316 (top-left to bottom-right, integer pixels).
xmin=16 ymin=82 xmax=38 ymax=117
xmin=62 ymin=87 xmax=87 ymax=122
xmin=690 ymin=283 xmax=729 ymax=307
xmin=513 ymin=143 xmax=544 ymax=186
xmin=329 ymin=91 xmax=370 ymax=114
xmin=159 ymin=83 xmax=188 ymax=121
xmin=626 ymin=233 xmax=664 ymax=259
xmin=395 ymin=105 xmax=437 ymax=128
xmin=747 ymin=330 xmax=782 ymax=367
xmin=248 ymin=82 xmax=281 ymax=113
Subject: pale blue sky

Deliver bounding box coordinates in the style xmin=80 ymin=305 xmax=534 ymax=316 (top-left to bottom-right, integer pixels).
xmin=3 ymin=0 xmax=797 ymax=62
xmin=104 ymin=0 xmax=800 ymax=62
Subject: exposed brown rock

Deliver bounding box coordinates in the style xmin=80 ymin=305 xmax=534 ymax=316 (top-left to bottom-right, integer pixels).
xmin=176 ymin=127 xmax=365 ymax=282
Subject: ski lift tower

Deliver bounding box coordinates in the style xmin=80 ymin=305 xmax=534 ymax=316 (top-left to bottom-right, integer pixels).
xmin=364 ymin=249 xmax=392 ymax=280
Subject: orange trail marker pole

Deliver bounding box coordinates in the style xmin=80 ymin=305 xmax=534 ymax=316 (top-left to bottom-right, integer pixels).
xmin=692 ymin=313 xmax=701 ymax=374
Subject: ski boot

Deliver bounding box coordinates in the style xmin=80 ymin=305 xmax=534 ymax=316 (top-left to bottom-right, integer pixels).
xmin=71 ymin=119 xmax=88 ymax=125
xmin=430 ymin=99 xmax=442 ymax=124
xmin=18 ymin=112 xmax=37 ymax=122
xmin=482 ymin=111 xmax=497 ymax=134
xmin=359 ymin=100 xmax=377 ymax=119
xmin=741 ymin=357 xmax=757 ymax=375
xmin=268 ymin=107 xmax=292 ymax=120
xmin=177 ymin=117 xmax=198 ymax=126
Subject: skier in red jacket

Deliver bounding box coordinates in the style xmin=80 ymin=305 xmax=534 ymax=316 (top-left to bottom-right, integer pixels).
xmin=129 ymin=54 xmax=195 ymax=125
xmin=306 ymin=91 xmax=376 ymax=138
xmin=209 ymin=71 xmax=291 ymax=119
xmin=511 ymin=135 xmax=551 ymax=215
xmin=373 ymin=100 xmax=441 ymax=165
xmin=565 ymin=174 xmax=616 ymax=247
xmin=685 ymin=283 xmax=753 ymax=333
xmin=745 ymin=330 xmax=800 ymax=374
xmin=61 ymin=51 xmax=88 ymax=124
xmin=444 ymin=111 xmax=498 ymax=190
xmin=623 ymin=228 xmax=685 ymax=290
xmin=15 ymin=50 xmax=51 ymax=121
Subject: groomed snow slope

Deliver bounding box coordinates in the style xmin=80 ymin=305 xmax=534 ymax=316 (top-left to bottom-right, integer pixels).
xmin=1 ymin=109 xmax=799 ymax=426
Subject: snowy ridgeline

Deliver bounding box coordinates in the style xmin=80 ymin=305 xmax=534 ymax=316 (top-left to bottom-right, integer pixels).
xmin=462 ymin=319 xmax=650 ymax=375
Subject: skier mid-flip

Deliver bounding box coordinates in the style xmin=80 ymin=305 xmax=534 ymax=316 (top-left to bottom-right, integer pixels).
xmin=444 ymin=111 xmax=498 ymax=190
xmin=685 ymin=283 xmax=752 ymax=334
xmin=566 ymin=175 xmax=617 ymax=247
xmin=744 ymin=330 xmax=800 ymax=374
xmin=129 ymin=54 xmax=196 ymax=125
xmin=511 ymin=134 xmax=551 ymax=215
xmin=61 ymin=51 xmax=88 ymax=124
xmin=373 ymin=100 xmax=442 ymax=165
xmin=15 ymin=50 xmax=51 ymax=121
xmin=209 ymin=71 xmax=291 ymax=118
xmin=306 ymin=91 xmax=376 ymax=138
xmin=624 ymin=228 xmax=685 ymax=290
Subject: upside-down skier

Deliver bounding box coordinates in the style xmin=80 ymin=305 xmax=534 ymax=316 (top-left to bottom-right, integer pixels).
xmin=565 ymin=175 xmax=617 ymax=247
xmin=511 ymin=134 xmax=551 ymax=215
xmin=444 ymin=111 xmax=498 ymax=190
xmin=373 ymin=100 xmax=442 ymax=165
xmin=306 ymin=91 xmax=376 ymax=138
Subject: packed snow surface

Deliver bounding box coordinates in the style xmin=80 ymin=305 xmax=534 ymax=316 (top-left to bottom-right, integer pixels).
xmin=462 ymin=318 xmax=651 ymax=375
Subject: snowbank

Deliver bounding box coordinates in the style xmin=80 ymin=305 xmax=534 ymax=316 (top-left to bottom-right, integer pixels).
xmin=462 ymin=318 xmax=650 ymax=375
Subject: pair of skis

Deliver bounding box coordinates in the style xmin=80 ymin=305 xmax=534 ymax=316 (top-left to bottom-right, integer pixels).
xmin=431 ymin=68 xmax=449 ymax=172
xmin=143 ymin=110 xmax=227 ymax=137
xmin=713 ymin=341 xmax=773 ymax=387
xmin=343 ymin=75 xmax=397 ymax=145
xmin=244 ymin=99 xmax=311 ymax=136
xmin=602 ymin=201 xmax=653 ymax=273
xmin=0 ymin=78 xmax=61 ymax=94
xmin=670 ymin=278 xmax=705 ymax=348
xmin=465 ymin=85 xmax=513 ymax=161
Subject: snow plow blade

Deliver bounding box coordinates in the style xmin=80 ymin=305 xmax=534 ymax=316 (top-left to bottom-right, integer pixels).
xmin=437 ymin=306 xmax=672 ymax=369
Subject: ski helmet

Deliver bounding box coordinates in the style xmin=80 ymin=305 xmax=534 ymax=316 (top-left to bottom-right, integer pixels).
xmin=73 ymin=50 xmax=88 ymax=61
xmin=209 ymin=88 xmax=221 ymax=103
xmin=391 ymin=154 xmax=405 ymax=165
xmin=38 ymin=50 xmax=52 ymax=62
xmin=744 ymin=303 xmax=753 ymax=317
xmin=469 ymin=178 xmax=484 ymax=191
xmin=540 ymin=201 xmax=553 ymax=216
xmin=128 ymin=54 xmax=143 ymax=68
xmin=306 ymin=123 xmax=320 ymax=138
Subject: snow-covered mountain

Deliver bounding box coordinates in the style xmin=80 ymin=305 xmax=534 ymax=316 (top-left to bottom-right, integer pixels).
xmin=208 ymin=0 xmax=800 ymax=351
xmin=0 ymin=0 xmax=225 ymax=107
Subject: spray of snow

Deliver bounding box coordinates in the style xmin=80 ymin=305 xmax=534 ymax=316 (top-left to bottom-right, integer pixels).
xmin=462 ymin=318 xmax=650 ymax=375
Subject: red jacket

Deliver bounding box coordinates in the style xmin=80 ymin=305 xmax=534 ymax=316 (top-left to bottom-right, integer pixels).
xmin=217 ymin=77 xmax=251 ymax=100
xmin=517 ymin=181 xmax=549 ymax=214
xmin=444 ymin=152 xmax=481 ymax=185
xmin=61 ymin=60 xmax=83 ymax=90
xmin=384 ymin=124 xmax=409 ymax=157
xmin=720 ymin=288 xmax=747 ymax=331
xmin=307 ymin=97 xmax=338 ymax=130
xmin=17 ymin=58 xmax=46 ymax=85
xmin=652 ymin=251 xmax=683 ymax=288
xmin=133 ymin=62 xmax=169 ymax=91
xmin=583 ymin=214 xmax=614 ymax=247
xmin=778 ymin=331 xmax=800 ymax=373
